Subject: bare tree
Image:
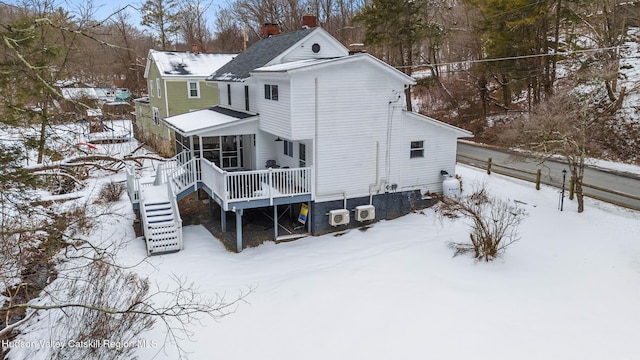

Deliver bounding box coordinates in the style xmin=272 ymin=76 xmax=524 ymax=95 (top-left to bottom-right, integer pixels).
xmin=437 ymin=187 xmax=527 ymax=261
xmin=502 ymin=88 xmax=604 ymax=213
xmin=1 ymin=4 xmax=249 ymax=358
xmin=211 ymin=7 xmax=245 ymax=52
xmin=177 ymin=0 xmax=213 ymax=50
xmin=141 ymin=0 xmax=181 ymax=49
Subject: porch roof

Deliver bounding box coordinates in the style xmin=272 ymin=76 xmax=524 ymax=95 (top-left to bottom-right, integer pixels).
xmin=162 ymin=106 xmax=258 ymax=136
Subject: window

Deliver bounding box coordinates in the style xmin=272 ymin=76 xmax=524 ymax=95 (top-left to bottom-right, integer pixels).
xmin=156 ymin=78 xmax=161 ymax=98
xmin=188 ymin=81 xmax=200 ymax=98
xmin=149 ymin=80 xmax=154 ymax=97
xmin=227 ymin=84 xmax=231 ymax=105
xmin=299 ymin=143 xmax=306 ymax=167
xmin=410 ymin=141 xmax=424 ymax=158
xmin=244 ymin=85 xmax=250 ymax=111
xmin=284 ymin=140 xmax=293 ymax=157
xmin=264 ymin=84 xmax=278 ymax=101
xmin=152 ymin=107 xmax=160 ymax=125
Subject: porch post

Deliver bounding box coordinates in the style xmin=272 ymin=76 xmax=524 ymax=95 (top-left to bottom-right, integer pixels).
xmin=273 ymin=205 xmax=278 ymax=240
xmin=221 ymin=208 xmax=226 ymax=232
xmin=236 ymin=209 xmax=243 ymax=252
xmin=307 ymin=201 xmax=312 ymax=234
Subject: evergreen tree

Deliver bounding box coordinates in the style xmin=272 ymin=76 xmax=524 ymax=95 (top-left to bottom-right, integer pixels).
xmin=465 ymin=0 xmax=557 ymax=108
xmin=0 ymin=7 xmax=71 ymax=163
xmin=353 ymin=0 xmax=447 ymax=111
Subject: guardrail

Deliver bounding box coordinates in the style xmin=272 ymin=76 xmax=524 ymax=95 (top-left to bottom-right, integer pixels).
xmin=199 ymin=159 xmax=313 ymax=211
xmin=457 ymin=153 xmax=640 ymax=211
xmin=125 ymin=165 xmax=155 ymax=205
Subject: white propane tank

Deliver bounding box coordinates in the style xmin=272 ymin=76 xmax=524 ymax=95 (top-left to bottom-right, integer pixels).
xmin=442 ymin=176 xmax=461 ymax=198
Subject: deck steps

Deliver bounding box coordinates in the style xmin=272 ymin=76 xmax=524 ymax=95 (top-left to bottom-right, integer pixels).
xmin=140 ymin=184 xmax=183 ymax=255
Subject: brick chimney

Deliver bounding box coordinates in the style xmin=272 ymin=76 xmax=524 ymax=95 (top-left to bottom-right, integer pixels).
xmin=262 ymin=23 xmax=280 ymax=37
xmin=302 ymin=14 xmax=317 ymax=28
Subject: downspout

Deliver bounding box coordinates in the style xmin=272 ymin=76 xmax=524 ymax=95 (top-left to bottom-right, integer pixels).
xmin=164 ymin=78 xmax=170 ymax=118
xmin=314 ymin=77 xmax=318 ymax=200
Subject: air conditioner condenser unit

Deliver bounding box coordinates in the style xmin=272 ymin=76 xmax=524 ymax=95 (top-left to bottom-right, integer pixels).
xmin=329 ymin=209 xmax=350 ymax=226
xmin=355 ymin=205 xmax=375 ymax=222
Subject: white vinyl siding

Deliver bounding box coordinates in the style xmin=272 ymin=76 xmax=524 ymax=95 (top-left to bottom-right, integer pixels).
xmin=285 ymin=63 xmax=406 ymax=201
xmin=257 ymin=78 xmax=291 ymax=138
xmin=219 ymin=82 xmax=250 ymax=113
xmin=279 ymin=31 xmax=349 ymax=63
xmin=400 ymin=113 xmax=459 ymax=194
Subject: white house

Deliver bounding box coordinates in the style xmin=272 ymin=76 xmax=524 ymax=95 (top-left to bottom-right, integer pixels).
xmin=126 ymin=20 xmax=471 ymax=254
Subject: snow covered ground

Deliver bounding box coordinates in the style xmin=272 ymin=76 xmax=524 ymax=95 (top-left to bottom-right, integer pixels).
xmin=3 ymin=123 xmax=640 ymax=360
xmin=110 ymin=164 xmax=640 ymax=360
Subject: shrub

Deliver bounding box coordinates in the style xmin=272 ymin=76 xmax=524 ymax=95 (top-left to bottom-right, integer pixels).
xmin=437 ymin=188 xmax=527 ymax=261
xmin=97 ymin=181 xmax=125 ymax=203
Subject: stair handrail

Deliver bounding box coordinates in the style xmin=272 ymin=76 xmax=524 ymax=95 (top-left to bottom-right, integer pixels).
xmin=163 ymin=157 xmax=199 ymax=196
xmin=165 ymin=181 xmax=183 ymax=251
xmin=138 ymin=181 xmax=150 ymax=242
xmin=125 ymin=164 xmax=140 ymax=204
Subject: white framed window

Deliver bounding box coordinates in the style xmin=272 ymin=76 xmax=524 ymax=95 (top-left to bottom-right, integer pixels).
xmin=156 ymin=78 xmax=161 ymax=98
xmin=188 ymin=81 xmax=200 ymax=98
xmin=149 ymin=80 xmax=154 ymax=97
xmin=244 ymin=85 xmax=250 ymax=111
xmin=284 ymin=139 xmax=293 ymax=157
xmin=410 ymin=140 xmax=424 ymax=158
xmin=227 ymin=84 xmax=231 ymax=105
xmin=264 ymin=84 xmax=278 ymax=101
xmin=152 ymin=107 xmax=160 ymax=125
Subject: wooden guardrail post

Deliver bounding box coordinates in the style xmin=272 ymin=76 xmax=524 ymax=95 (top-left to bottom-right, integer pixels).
xmin=487 ymin=157 xmax=492 ymax=175
xmin=569 ymin=175 xmax=575 ymax=200
xmin=536 ymin=169 xmax=541 ymax=190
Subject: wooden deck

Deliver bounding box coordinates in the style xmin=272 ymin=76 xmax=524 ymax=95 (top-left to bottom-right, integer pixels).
xmin=199 ymin=158 xmax=313 ymax=211
xmin=128 ymin=157 xmax=313 ymax=212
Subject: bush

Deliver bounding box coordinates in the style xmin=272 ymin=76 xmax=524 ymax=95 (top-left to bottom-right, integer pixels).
xmin=437 ymin=188 xmax=527 ymax=261
xmin=97 ymin=181 xmax=125 ymax=203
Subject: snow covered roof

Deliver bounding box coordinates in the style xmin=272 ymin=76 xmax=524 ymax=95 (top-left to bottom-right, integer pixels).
xmin=148 ymin=50 xmax=236 ymax=78
xmin=162 ymin=106 xmax=258 ymax=136
xmin=402 ymin=110 xmax=473 ymax=138
xmin=252 ymin=53 xmax=417 ymax=85
xmin=252 ymin=58 xmax=339 ymax=72
xmin=61 ymin=88 xmax=99 ymax=100
xmin=207 ymin=28 xmax=315 ymax=82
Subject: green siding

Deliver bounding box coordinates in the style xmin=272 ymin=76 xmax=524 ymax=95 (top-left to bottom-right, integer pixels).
xmin=141 ymin=58 xmax=222 ymax=155
xmin=166 ymin=79 xmax=219 ymax=115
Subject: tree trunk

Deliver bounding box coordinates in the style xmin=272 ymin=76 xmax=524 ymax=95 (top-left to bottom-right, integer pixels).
xmin=576 ymin=154 xmax=586 ymax=213
xmin=37 ymin=106 xmax=48 ymax=164
xmin=501 ymin=74 xmax=511 ymax=108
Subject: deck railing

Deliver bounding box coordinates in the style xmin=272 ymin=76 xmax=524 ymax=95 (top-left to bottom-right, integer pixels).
xmin=127 ymin=157 xmax=313 ymax=211
xmin=125 ymin=165 xmax=156 ymax=205
xmin=199 ymin=159 xmax=313 ymax=210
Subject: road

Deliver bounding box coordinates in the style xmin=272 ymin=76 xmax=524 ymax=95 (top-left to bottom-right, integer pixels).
xmin=456 ymin=142 xmax=640 ymax=211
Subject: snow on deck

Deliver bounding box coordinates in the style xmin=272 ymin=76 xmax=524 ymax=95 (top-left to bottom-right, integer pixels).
xmin=141 ymin=185 xmax=169 ymax=203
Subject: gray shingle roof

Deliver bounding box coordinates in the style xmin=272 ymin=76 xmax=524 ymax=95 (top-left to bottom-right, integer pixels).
xmin=207 ymin=28 xmax=315 ymax=82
